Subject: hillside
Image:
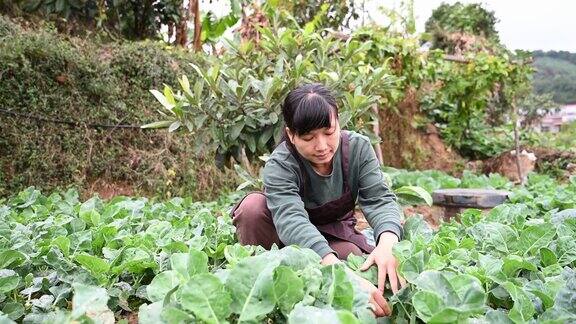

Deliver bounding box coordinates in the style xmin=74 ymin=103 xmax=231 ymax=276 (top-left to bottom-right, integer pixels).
xmin=532 ymin=51 xmax=576 ymax=104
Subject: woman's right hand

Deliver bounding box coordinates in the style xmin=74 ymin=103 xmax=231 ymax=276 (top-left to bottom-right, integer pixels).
xmin=354 ymin=273 xmax=391 ymax=317
xmin=321 ymin=253 xmax=391 ymax=317
xmin=343 ymin=266 xmax=391 ymax=317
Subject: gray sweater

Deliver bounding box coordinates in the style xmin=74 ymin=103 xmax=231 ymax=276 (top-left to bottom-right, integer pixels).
xmin=262 ymin=130 xmax=403 ymax=257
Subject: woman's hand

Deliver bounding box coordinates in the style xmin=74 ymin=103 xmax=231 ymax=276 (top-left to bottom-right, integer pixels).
xmin=347 ymin=270 xmax=391 ymax=317
xmin=323 ymin=253 xmax=390 ymax=317
xmin=360 ymin=232 xmax=406 ymax=294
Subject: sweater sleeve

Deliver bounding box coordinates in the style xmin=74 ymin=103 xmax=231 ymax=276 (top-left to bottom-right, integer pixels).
xmin=356 ymin=140 xmax=403 ymax=243
xmin=262 ymin=158 xmax=336 ymax=258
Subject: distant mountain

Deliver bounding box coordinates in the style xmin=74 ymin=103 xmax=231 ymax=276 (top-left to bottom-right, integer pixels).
xmin=532 ymin=51 xmax=576 ymax=104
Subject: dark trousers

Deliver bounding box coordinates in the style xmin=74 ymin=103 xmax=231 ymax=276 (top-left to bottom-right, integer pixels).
xmin=231 ymin=192 xmax=362 ymax=260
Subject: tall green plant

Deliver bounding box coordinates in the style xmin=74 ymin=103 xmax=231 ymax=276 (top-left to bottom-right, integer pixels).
xmin=146 ymin=23 xmax=402 ymax=158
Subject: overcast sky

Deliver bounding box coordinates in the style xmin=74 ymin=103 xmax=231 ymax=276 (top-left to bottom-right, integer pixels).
xmin=363 ymin=0 xmax=576 ymax=52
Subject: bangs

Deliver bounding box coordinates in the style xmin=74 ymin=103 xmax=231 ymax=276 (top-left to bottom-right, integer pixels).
xmin=292 ymin=93 xmax=337 ymax=135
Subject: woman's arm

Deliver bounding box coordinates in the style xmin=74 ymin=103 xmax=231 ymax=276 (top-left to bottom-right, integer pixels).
xmin=356 ymin=139 xmax=403 ymax=244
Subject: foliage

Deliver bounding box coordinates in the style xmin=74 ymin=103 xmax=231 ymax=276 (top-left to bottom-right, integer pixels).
xmin=0 ymin=187 xmax=242 ymax=322
xmin=518 ymin=92 xmax=559 ymax=127
xmin=1 ymin=173 xmax=575 ymax=322
xmin=532 ymin=50 xmax=576 ymax=66
xmin=425 ymin=2 xmax=500 ymax=51
xmin=421 ymin=51 xmax=535 ymax=159
xmin=381 ymin=173 xmax=576 ymax=323
xmin=384 ymin=167 xmax=514 ymax=194
xmin=2 ymin=0 xmax=241 ymax=42
xmin=538 ymin=122 xmax=576 ymax=151
xmin=271 ymin=0 xmax=358 ymax=31
xmin=532 ymin=55 xmax=576 ymax=104
xmin=0 ymin=15 xmax=238 ymax=199
xmin=147 ymin=22 xmax=405 ymax=158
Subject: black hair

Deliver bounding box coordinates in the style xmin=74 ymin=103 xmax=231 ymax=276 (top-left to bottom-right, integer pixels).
xmin=279 ymin=83 xmax=339 ymax=194
xmin=282 ymin=83 xmax=339 ymax=136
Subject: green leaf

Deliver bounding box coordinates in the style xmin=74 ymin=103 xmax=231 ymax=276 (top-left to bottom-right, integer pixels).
xmin=229 ymin=120 xmax=245 ymax=140
xmin=179 ymin=75 xmax=191 ymax=95
xmin=0 ymin=270 xmax=20 ymax=294
xmin=553 ymin=234 xmax=576 ymax=266
xmin=484 ymin=309 xmax=514 ymax=323
xmin=540 ymin=247 xmax=558 ymax=267
xmin=0 ymin=250 xmax=26 ymax=269
xmin=141 ymin=120 xmax=173 ymax=129
xmin=395 ymin=185 xmax=433 ymax=206
xmin=146 ymin=270 xmax=180 ymax=303
xmin=501 ymin=281 xmax=536 ymax=324
xmin=525 ymin=280 xmax=556 ymax=310
xmin=168 ymin=121 xmax=181 ymax=132
xmin=224 ymin=244 xmax=252 ymax=267
xmin=150 ymin=89 xmax=175 ymax=111
xmin=111 ymin=248 xmax=156 ymax=274
xmin=180 ymin=273 xmax=232 ymax=324
xmin=403 ymin=215 xmax=434 ymax=243
xmin=468 ymin=222 xmax=517 ymax=255
xmin=51 ymin=236 xmax=70 ymax=257
xmin=346 ymin=254 xmax=377 ymax=284
xmin=412 ymin=291 xmax=446 ymax=322
xmin=161 ymin=306 xmax=194 ymax=323
xmin=188 ymin=248 xmax=209 ymax=276
xmin=71 ymin=283 xmax=113 ymax=321
xmin=273 ymin=266 xmax=304 ymax=316
xmin=138 ymin=302 xmax=165 ymax=324
xmin=0 ymin=314 xmax=17 ymax=324
xmin=226 ymin=253 xmax=280 ymax=321
xmin=288 ymin=305 xmax=358 ymax=324
xmin=2 ymin=302 xmax=25 ymax=321
xmin=412 ymin=271 xmax=486 ymax=321
xmin=79 ymin=197 xmax=101 ymax=227
xmin=516 ymin=225 xmax=556 ymax=256
xmin=75 ymin=254 xmax=110 ymax=277
xmin=399 ymin=250 xmax=426 ymax=283
xmin=318 ymin=265 xmax=354 ymax=311
xmin=502 ymin=255 xmax=537 ymax=277
xmin=555 ymin=267 xmax=576 ymax=314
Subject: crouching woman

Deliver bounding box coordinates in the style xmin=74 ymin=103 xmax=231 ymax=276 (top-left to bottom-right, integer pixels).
xmin=230 ymin=83 xmax=405 ymax=317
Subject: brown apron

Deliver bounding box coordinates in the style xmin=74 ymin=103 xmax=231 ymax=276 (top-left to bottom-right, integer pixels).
xmin=302 ymin=131 xmax=374 ymax=253
xmin=231 ymin=131 xmax=375 ymax=254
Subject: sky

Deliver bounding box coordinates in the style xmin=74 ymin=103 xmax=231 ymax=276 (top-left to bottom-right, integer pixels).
xmin=363 ymin=0 xmax=576 ymax=52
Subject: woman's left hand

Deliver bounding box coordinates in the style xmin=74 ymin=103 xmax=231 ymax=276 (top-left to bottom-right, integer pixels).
xmin=359 ymin=232 xmax=406 ymax=294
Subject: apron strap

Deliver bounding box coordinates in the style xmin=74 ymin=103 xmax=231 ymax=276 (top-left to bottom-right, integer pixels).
xmin=341 ymin=130 xmax=351 ymax=192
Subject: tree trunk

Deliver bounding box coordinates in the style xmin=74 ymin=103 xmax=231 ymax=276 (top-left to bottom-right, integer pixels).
xmin=512 ymin=103 xmax=524 ymax=184
xmin=191 ymin=0 xmax=202 ymax=52
xmin=175 ymin=1 xmax=189 ymax=46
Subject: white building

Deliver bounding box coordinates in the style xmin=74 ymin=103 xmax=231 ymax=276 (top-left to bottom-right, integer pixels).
xmin=539 ymin=104 xmax=576 ymax=132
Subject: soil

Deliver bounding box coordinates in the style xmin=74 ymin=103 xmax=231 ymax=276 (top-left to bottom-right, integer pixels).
xmin=85 ymin=179 xmax=134 ymax=200
xmin=482 ymin=149 xmax=536 ymax=183
xmin=355 ymin=205 xmax=445 ymax=233
xmin=377 ymin=88 xmax=463 ymax=173
xmin=417 ymin=124 xmax=464 ymax=172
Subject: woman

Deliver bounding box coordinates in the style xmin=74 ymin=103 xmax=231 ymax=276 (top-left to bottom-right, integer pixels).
xmin=231 ymin=83 xmax=405 ymax=317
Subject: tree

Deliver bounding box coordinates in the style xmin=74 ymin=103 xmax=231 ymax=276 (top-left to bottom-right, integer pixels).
xmin=425 ymin=2 xmax=500 ymax=53
xmin=2 ymin=0 xmax=239 ymax=47
xmin=275 ymin=0 xmax=358 ymax=31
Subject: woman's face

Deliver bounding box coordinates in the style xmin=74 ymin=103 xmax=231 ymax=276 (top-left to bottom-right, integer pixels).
xmin=287 ymin=117 xmax=341 ymax=168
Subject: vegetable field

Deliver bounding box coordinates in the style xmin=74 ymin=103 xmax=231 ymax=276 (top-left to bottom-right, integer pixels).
xmin=0 ymin=171 xmax=574 ymax=323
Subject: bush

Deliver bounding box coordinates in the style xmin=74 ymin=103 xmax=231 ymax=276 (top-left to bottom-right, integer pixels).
xmin=0 ymin=15 xmax=237 ymax=199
